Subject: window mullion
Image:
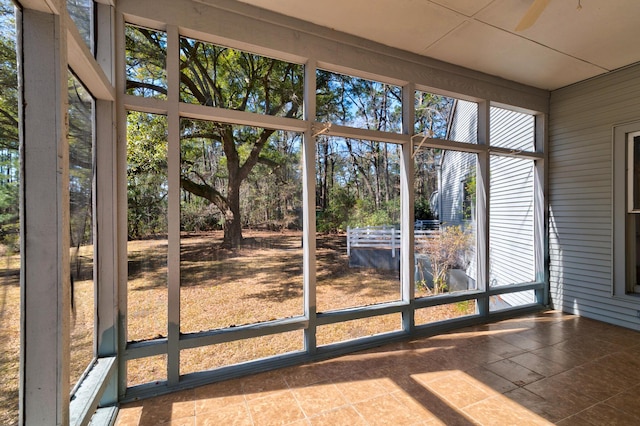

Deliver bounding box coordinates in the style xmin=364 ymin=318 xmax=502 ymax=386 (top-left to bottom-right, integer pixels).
xmin=166 ymin=24 xmax=181 ymax=386
xmin=476 ymin=101 xmax=490 ymax=317
xmin=401 ymin=82 xmax=415 ymax=333
xmin=303 ymin=59 xmax=317 ymax=354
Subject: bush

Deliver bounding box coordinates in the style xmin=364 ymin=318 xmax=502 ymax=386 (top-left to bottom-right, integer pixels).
xmin=417 ymin=225 xmax=472 ymax=294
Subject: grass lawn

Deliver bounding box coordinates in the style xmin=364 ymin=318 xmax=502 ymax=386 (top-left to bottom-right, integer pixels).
xmin=1 ymin=230 xmax=475 ymax=422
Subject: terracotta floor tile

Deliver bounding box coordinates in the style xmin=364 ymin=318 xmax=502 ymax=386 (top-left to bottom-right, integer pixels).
xmin=559 ymin=402 xmax=640 ymax=426
xmin=309 ymin=357 xmax=366 ymax=381
xmin=463 ymin=394 xmax=553 ymax=425
xmin=475 ymin=335 xmax=528 ymax=358
xmin=193 ymin=379 xmax=245 ymax=414
xmin=507 ymin=352 xmax=569 ymax=378
xmin=308 ymin=406 xmax=367 ymax=426
xmin=463 ymin=366 xmax=519 ymax=394
xmin=557 ymin=365 xmax=628 ymax=401
xmin=484 ymin=358 xmax=545 ymax=387
xmin=391 ymin=389 xmax=438 ymax=423
xmin=551 ymin=336 xmax=623 ymax=360
xmin=114 ymin=312 xmax=640 ymax=426
xmin=280 ymin=364 xmax=331 ymax=388
xmin=158 ymin=417 xmax=196 ymax=426
xmin=502 ymin=388 xmax=556 ymax=422
xmin=291 ymin=382 xmax=349 ymax=417
xmin=352 ymin=393 xmax=418 ymax=426
xmin=520 ymin=377 xmax=598 ymax=422
xmin=332 ymin=374 xmax=390 ymax=404
xmin=241 ymin=370 xmax=289 ymax=400
xmin=424 ymin=372 xmax=492 ymax=409
xmin=195 ymin=401 xmax=252 ymax=426
xmin=495 ymin=332 xmax=548 ymax=351
xmin=602 ymin=385 xmax=640 ymax=418
xmin=115 ymin=405 xmax=143 ymax=426
xmin=137 ymin=392 xmax=195 ymax=425
xmin=530 ymin=345 xmax=590 ymax=370
xmin=246 ymin=390 xmax=306 ymax=426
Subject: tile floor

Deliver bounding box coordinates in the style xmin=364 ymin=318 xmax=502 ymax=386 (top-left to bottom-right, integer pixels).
xmin=115 ymin=311 xmax=640 ymax=425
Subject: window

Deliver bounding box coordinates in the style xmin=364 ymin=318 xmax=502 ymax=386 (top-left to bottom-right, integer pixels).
xmin=0 ymin=1 xmax=19 ymax=423
xmin=125 ymin=24 xmax=167 ymax=99
xmin=414 ymin=148 xmax=477 ymax=297
xmin=68 ymin=72 xmax=96 ymax=391
xmin=316 ymin=137 xmax=402 ymax=313
xmin=67 ymin=0 xmax=94 ymax=53
xmin=180 ymin=37 xmax=303 ymax=117
xmin=317 ymin=70 xmax=402 ymax=132
xmin=613 ymin=123 xmax=640 ymax=296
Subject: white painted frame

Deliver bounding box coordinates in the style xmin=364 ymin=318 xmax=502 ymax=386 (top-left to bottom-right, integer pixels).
xmin=14 ymin=0 xmax=548 ymax=421
xmin=118 ymin=6 xmax=547 ymax=401
xmin=613 ymin=122 xmax=640 ymax=298
xmin=19 ymin=0 xmax=119 ymax=424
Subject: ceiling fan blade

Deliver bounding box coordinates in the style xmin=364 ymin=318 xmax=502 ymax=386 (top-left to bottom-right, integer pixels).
xmin=515 ymin=0 xmax=551 ymax=31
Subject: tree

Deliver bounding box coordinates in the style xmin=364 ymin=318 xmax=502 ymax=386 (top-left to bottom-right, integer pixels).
xmin=126 ymin=26 xmax=303 ymax=247
xmin=0 ymin=3 xmax=19 ymax=252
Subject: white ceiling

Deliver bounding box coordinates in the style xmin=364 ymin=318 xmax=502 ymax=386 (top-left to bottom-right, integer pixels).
xmin=234 ymin=0 xmax=640 ymax=91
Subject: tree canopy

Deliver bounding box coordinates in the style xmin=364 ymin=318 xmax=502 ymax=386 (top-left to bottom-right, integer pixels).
xmin=124 ymin=24 xmax=455 ymax=244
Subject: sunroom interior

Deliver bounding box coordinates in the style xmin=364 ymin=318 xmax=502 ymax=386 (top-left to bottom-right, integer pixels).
xmin=5 ymin=0 xmax=640 ymax=425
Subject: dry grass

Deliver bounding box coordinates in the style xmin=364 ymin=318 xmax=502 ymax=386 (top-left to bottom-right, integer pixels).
xmin=0 ymin=246 xmax=95 ymax=426
xmin=1 ymin=230 xmax=474 ymax=423
xmin=127 ymin=230 xmax=474 ymax=385
xmin=0 ymin=252 xmax=20 ymax=426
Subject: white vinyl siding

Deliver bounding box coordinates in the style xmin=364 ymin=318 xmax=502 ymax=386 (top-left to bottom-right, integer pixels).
xmin=550 ymin=63 xmax=640 ymax=330
xmin=442 ymin=101 xmax=537 ymax=308
xmin=449 ymin=100 xmax=478 ymax=144
xmin=488 ymin=107 xmax=536 ymax=308
xmin=489 ymin=155 xmax=535 ymax=307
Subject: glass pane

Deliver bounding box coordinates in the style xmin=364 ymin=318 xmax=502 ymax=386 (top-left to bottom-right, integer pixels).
xmin=68 ymin=72 xmax=95 ymax=390
xmin=127 ymin=112 xmax=168 ymax=341
xmin=316 ymin=314 xmax=401 ymax=346
xmin=489 ymin=156 xmax=535 ymax=286
xmin=490 ymin=106 xmax=535 ymax=152
xmin=180 ymin=119 xmax=303 ymax=333
xmin=489 ymin=291 xmax=536 ymax=312
xmin=180 ymin=37 xmax=303 ymax=118
xmin=180 ymin=331 xmax=303 ymax=375
xmin=632 ymin=136 xmax=640 ymax=211
xmin=415 ymin=92 xmax=476 ymax=143
xmin=0 ymin=2 xmax=19 ymax=423
xmin=415 ymin=149 xmax=477 ymax=296
xmin=316 ymin=137 xmax=401 ymax=312
xmin=67 ymin=0 xmax=93 ymax=53
xmin=415 ymin=301 xmax=477 ymax=326
xmin=316 ymin=70 xmax=402 ymax=132
xmin=125 ymin=25 xmax=167 ymax=99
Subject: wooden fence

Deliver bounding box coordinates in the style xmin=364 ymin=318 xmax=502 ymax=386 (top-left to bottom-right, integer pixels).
xmin=346 ymin=224 xmax=439 ymax=258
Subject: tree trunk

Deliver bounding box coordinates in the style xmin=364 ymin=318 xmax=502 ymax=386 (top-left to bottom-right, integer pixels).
xmin=222 ymin=174 xmax=243 ymax=248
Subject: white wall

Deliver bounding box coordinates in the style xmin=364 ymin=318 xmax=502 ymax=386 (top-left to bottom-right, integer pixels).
xmin=550 ymin=63 xmax=640 ymax=330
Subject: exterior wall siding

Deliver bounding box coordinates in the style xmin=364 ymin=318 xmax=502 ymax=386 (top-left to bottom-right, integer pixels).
xmin=441 ymin=101 xmax=536 ymax=307
xmin=550 ymin=63 xmax=640 ymax=330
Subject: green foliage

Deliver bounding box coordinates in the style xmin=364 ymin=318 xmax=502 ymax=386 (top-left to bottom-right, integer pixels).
xmin=0 ymin=4 xmax=18 ymax=252
xmin=316 ymin=70 xmax=402 ymax=132
xmin=125 ymin=25 xmax=167 ymax=98
xmin=462 ymin=170 xmax=476 ymax=221
xmin=317 ymin=186 xmax=355 ymax=232
xmin=415 ymin=197 xmax=435 ymax=221
xmin=350 ymin=197 xmax=399 ymax=228
xmin=127 ymin=112 xmax=168 ymax=240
